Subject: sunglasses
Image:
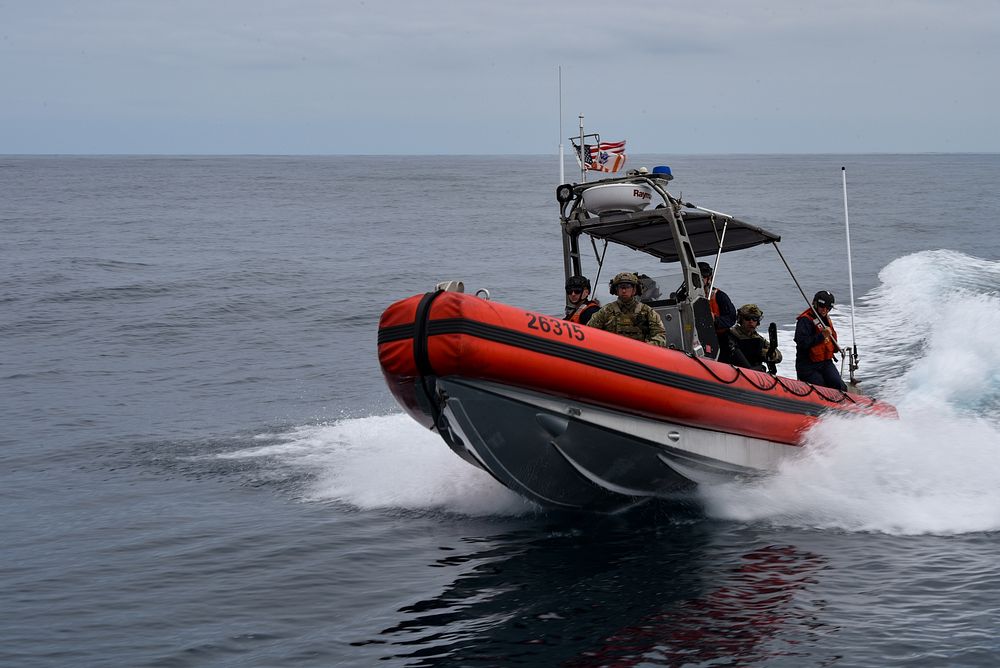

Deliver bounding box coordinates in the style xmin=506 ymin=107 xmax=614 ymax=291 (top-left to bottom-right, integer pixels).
xmin=742 ymin=315 xmax=760 ymax=322
xmin=566 ymin=288 xmax=583 ymax=295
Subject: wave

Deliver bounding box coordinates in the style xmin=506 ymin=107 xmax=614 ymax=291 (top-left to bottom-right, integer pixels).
xmin=701 ymin=409 xmax=1000 ymax=535
xmin=859 ymin=249 xmax=1000 ymax=413
xmin=219 ymin=415 xmax=533 ymax=517
xmin=702 ymin=250 xmax=1000 ymax=535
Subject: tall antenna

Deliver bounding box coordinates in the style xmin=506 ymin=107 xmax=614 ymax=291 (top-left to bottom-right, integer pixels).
xmin=842 ymin=167 xmax=860 ymax=383
xmin=558 ymin=66 xmax=564 ymax=184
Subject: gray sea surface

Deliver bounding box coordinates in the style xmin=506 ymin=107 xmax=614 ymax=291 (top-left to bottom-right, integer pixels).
xmin=3 ymin=154 xmax=1000 ymax=666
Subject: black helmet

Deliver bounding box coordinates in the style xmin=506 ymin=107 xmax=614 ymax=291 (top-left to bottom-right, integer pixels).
xmin=565 ymin=275 xmax=591 ymax=293
xmin=813 ymin=290 xmax=835 ymax=309
xmin=697 ymin=262 xmax=713 ymax=277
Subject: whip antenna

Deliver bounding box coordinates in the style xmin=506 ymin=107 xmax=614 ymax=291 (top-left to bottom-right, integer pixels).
xmin=842 ymin=167 xmax=860 ymax=384
xmin=558 ymin=66 xmax=564 ymax=185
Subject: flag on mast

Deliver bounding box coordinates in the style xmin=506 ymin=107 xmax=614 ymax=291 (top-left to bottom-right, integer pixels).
xmin=581 ymin=140 xmax=627 ymax=173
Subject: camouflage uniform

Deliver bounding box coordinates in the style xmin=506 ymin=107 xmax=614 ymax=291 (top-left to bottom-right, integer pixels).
xmin=589 ymin=299 xmax=666 ymax=346
xmin=588 ymin=274 xmax=667 ymax=347
xmin=729 ymin=303 xmax=782 ymax=370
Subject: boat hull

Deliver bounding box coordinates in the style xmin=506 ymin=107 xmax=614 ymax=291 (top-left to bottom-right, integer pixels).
xmin=435 ymin=378 xmax=801 ymax=511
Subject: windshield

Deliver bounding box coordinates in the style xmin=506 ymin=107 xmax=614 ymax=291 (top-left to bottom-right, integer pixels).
xmin=636 ymin=273 xmax=676 ymax=303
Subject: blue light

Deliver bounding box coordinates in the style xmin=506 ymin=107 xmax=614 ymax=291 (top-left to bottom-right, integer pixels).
xmin=652 ymin=165 xmax=672 ymax=176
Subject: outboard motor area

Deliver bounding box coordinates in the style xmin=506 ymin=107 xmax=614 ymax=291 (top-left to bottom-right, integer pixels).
xmin=435 ymin=280 xmax=465 ymax=293
xmin=434 ymin=280 xmax=490 ymax=301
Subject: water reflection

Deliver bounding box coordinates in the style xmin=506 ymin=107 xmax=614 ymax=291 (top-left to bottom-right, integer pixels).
xmin=357 ymin=514 xmax=829 ymax=666
xmin=564 ymin=543 xmax=831 ymax=667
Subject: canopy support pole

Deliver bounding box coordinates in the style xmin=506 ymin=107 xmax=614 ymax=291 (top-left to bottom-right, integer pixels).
xmin=772 ymin=243 xmax=842 ymax=352
xmin=707 ymin=216 xmax=729 ymax=295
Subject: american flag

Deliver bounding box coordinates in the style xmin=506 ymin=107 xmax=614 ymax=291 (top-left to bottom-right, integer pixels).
xmin=582 ymin=140 xmax=627 ymax=173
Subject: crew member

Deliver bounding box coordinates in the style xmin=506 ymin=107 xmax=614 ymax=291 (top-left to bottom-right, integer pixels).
xmin=699 ymin=262 xmax=737 ymax=362
xmin=563 ymin=275 xmax=601 ymax=325
xmin=730 ymin=304 xmax=782 ymax=372
xmin=794 ymin=290 xmax=848 ymax=391
xmin=588 ymin=272 xmax=667 ymax=346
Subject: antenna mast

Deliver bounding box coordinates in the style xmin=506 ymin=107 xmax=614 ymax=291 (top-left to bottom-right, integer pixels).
xmin=842 ymin=167 xmax=860 ymax=384
xmin=558 ymin=66 xmax=564 ymax=185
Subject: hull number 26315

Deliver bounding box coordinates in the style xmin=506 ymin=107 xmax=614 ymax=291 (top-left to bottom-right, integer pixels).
xmin=526 ymin=313 xmax=586 ymax=341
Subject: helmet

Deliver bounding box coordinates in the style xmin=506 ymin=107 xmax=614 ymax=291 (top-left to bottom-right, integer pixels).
xmin=609 ymin=272 xmax=640 ymax=295
xmin=697 ymin=262 xmax=713 ymax=277
xmin=565 ymin=275 xmax=591 ymax=293
xmin=737 ymin=303 xmax=763 ymax=319
xmin=813 ymin=290 xmax=835 ymax=309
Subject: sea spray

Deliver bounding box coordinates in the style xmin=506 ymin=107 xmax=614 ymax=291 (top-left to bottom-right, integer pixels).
xmin=700 ymin=409 xmax=1000 ymax=535
xmin=856 ymin=249 xmax=1000 ymax=411
xmin=702 ymin=250 xmax=1000 ymax=534
xmin=222 ymin=415 xmax=532 ymax=516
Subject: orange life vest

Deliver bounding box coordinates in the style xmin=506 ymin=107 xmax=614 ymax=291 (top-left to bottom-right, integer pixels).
xmin=566 ymin=300 xmax=600 ymax=324
xmin=797 ymin=309 xmax=838 ymax=362
xmin=708 ymin=289 xmax=726 ymax=335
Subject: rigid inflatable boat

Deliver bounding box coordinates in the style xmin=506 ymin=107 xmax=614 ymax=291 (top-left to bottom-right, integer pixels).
xmin=377 ymin=165 xmax=896 ymax=512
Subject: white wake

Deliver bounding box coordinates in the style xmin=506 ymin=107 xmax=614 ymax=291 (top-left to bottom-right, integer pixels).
xmin=701 ymin=250 xmax=1000 ymax=534
xmin=221 ymin=414 xmax=533 ymax=516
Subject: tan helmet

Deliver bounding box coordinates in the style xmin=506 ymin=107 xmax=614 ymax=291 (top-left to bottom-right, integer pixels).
xmin=609 ymin=272 xmax=640 ymax=295
xmin=738 ymin=303 xmax=763 ymax=320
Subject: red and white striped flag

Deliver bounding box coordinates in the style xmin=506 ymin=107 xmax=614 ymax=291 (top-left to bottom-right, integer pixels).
xmin=581 ymin=140 xmax=627 ymax=173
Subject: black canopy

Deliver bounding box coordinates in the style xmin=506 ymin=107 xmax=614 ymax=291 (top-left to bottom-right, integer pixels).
xmin=571 ymin=208 xmax=781 ymax=263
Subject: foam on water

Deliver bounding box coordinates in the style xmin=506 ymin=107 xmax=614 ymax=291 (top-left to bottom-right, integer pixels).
xmin=221 ymin=415 xmax=533 ymax=516
xmin=701 ymin=410 xmax=1000 ymax=534
xmin=863 ymin=250 xmax=1000 ymax=410
xmin=703 ymin=250 xmax=1000 ymax=534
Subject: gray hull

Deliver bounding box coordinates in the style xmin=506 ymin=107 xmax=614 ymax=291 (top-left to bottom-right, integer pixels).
xmin=432 ymin=377 xmax=794 ymax=512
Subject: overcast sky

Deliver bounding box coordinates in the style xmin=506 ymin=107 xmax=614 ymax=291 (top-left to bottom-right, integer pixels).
xmin=2 ymin=0 xmax=997 ymax=154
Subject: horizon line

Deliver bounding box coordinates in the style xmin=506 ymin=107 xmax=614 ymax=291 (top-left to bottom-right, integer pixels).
xmin=3 ymin=151 xmax=999 ymax=158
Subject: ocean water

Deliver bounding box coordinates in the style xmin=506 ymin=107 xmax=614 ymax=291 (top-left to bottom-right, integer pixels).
xmin=3 ymin=154 xmax=1000 ymax=667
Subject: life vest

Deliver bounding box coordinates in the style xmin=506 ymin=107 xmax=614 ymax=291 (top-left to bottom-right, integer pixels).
xmin=797 ymin=309 xmax=838 ymax=362
xmin=566 ymin=300 xmax=600 ymax=324
xmin=731 ymin=326 xmax=766 ymax=369
xmin=708 ymin=289 xmax=727 ymax=335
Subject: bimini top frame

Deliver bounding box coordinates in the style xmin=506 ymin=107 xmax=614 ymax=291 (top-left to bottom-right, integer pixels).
xmin=556 ymin=171 xmax=781 ymax=357
xmin=558 ymin=173 xmax=780 ymax=264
